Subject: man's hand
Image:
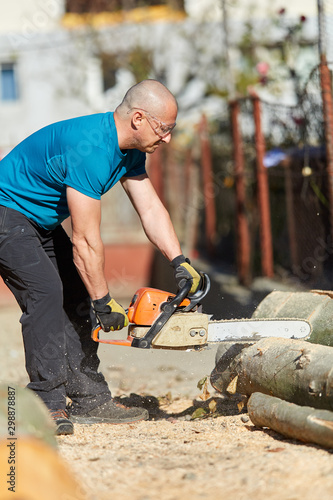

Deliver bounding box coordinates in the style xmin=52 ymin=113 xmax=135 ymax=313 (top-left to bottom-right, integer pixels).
xmin=92 ymin=293 xmax=129 ymax=331
xmin=171 ymin=255 xmax=201 ymax=294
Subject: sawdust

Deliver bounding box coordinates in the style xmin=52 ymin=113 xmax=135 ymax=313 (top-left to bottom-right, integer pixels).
xmin=1 ymin=303 xmax=333 ymax=500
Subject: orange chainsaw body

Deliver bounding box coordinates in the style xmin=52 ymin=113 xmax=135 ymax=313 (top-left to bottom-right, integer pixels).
xmin=127 ymin=287 xmax=191 ymax=325
xmin=91 ymin=273 xmax=210 ymax=349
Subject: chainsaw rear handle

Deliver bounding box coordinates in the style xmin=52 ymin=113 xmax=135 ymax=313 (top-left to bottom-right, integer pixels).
xmin=182 ymin=272 xmax=210 ymax=312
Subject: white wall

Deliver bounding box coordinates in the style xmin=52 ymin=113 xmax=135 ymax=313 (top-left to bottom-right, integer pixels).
xmin=0 ymin=0 xmax=64 ymax=34
xmin=0 ymin=0 xmax=320 ymax=152
xmin=0 ymin=30 xmax=104 ymax=150
xmin=185 ymin=0 xmax=317 ymax=21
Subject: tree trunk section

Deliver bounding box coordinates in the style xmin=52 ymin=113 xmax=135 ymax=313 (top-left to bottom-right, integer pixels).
xmin=248 ymin=392 xmax=333 ymax=449
xmin=0 ymin=383 xmax=88 ymax=499
xmin=252 ymin=290 xmax=333 ymax=346
xmin=0 ymin=384 xmax=56 ymax=447
xmin=210 ymin=338 xmax=333 ymax=410
xmin=0 ymin=436 xmax=87 ymax=499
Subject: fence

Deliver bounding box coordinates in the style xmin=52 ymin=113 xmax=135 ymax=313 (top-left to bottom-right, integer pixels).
xmin=148 ymin=56 xmax=333 ymax=290
xmin=232 ymin=80 xmax=332 ymax=288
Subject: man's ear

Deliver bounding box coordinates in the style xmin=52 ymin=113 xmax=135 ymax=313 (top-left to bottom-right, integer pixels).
xmin=131 ymin=110 xmax=145 ymax=131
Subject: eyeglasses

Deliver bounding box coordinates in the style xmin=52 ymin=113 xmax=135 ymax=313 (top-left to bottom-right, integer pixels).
xmin=128 ymin=107 xmax=176 ymax=138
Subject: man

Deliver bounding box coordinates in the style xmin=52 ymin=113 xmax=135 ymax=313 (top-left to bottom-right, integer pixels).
xmin=0 ymin=80 xmax=201 ymax=435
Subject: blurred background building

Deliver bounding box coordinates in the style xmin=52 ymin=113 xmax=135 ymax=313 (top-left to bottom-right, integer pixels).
xmin=0 ymin=0 xmax=319 ymax=147
xmin=0 ymin=0 xmax=332 ymax=301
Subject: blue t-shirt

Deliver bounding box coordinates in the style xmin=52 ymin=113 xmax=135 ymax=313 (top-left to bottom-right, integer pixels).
xmin=0 ymin=113 xmax=146 ymax=229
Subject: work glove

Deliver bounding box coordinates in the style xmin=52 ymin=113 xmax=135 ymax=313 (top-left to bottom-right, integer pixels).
xmin=171 ymin=255 xmax=201 ymax=295
xmin=92 ymin=293 xmax=129 ymax=332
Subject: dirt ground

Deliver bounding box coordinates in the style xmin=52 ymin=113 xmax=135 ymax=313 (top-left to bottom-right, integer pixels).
xmin=1 ymin=301 xmax=333 ymax=500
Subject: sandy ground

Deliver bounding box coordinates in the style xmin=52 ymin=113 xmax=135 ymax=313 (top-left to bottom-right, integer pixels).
xmin=1 ymin=301 xmax=333 ymax=500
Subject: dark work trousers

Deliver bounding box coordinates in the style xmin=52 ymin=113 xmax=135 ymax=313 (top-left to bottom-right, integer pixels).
xmin=0 ymin=206 xmax=111 ymax=411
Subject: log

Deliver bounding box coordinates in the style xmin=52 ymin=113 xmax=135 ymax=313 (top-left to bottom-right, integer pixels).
xmin=0 ymin=384 xmax=87 ymax=499
xmin=248 ymin=392 xmax=333 ymax=449
xmin=210 ymin=341 xmax=255 ymax=393
xmin=0 ymin=384 xmax=56 ymax=447
xmin=252 ymin=289 xmax=333 ymax=346
xmin=210 ymin=337 xmax=333 ymax=410
xmin=0 ymin=437 xmax=87 ymax=500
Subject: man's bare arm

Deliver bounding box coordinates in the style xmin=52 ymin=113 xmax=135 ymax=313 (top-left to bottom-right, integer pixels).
xmin=66 ymin=186 xmax=109 ymax=300
xmin=121 ymin=174 xmax=182 ymax=261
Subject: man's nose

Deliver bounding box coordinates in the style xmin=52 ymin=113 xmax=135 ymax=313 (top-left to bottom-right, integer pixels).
xmin=162 ymin=133 xmax=172 ymax=144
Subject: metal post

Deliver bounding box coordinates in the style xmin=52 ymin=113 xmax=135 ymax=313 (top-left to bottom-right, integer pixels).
xmin=318 ymin=0 xmax=333 ymax=242
xmin=251 ymin=93 xmax=274 ymax=277
xmin=199 ymin=114 xmax=216 ymax=256
xmin=230 ymin=100 xmax=251 ymax=285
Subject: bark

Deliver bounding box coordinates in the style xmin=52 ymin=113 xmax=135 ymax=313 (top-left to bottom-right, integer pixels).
xmin=0 ymin=384 xmax=56 ymax=447
xmin=248 ymin=392 xmax=333 ymax=449
xmin=210 ymin=338 xmax=333 ymax=411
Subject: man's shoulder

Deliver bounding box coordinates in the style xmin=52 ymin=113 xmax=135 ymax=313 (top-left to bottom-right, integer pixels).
xmin=44 ymin=113 xmax=113 ymax=154
xmin=50 ymin=112 xmax=112 ymax=133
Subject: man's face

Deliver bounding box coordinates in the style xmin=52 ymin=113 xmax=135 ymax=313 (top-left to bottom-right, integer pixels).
xmin=134 ymin=105 xmax=178 ymax=154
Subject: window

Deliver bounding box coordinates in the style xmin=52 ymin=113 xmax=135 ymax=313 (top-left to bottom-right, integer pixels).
xmin=1 ymin=63 xmax=19 ymax=101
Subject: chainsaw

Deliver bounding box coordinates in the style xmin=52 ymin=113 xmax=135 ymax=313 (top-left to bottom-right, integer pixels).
xmin=91 ymin=274 xmax=312 ymax=350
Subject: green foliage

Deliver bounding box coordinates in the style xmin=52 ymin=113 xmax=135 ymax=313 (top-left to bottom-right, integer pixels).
xmin=197 ymin=376 xmax=208 ymax=391
xmin=233 ymin=4 xmax=311 ymax=97
xmin=128 ymin=46 xmax=153 ymax=83
xmin=235 ymin=71 xmax=259 ymax=95
xmin=98 ymin=46 xmax=153 ymax=91
xmin=191 ymin=407 xmax=209 ymax=419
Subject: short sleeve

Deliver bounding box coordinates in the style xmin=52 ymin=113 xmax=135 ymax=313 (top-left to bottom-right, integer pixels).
xmin=63 ymin=147 xmax=110 ymax=199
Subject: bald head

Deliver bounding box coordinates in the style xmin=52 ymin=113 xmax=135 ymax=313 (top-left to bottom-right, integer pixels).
xmin=114 ymin=80 xmax=178 ymax=151
xmin=117 ymin=79 xmax=177 ymax=118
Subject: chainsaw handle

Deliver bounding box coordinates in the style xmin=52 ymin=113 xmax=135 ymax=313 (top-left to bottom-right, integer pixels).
xmin=162 ymin=278 xmax=193 ymax=312
xmin=91 ymin=325 xmax=134 ymax=346
xmin=182 ymin=273 xmax=210 ymax=312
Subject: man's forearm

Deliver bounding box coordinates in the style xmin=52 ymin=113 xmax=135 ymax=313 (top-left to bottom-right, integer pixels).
xmin=66 ymin=187 xmax=109 ymax=299
xmin=72 ymin=236 xmax=109 ymax=300
xmin=121 ymin=174 xmax=183 ymax=261
xmin=140 ymin=204 xmax=182 ymax=261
